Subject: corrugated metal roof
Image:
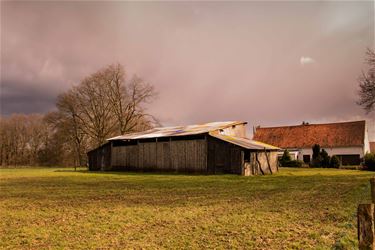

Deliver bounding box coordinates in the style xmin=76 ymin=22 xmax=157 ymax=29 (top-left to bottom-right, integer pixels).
xmin=108 ymin=121 xmax=246 ymax=140
xmin=209 ymin=132 xmax=280 ymax=150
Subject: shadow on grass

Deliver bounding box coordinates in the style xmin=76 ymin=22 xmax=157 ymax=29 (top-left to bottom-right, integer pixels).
xmin=54 ymin=169 xmax=89 ymax=173
xmin=54 ymin=167 xmax=375 ymax=178
xmin=53 ymin=169 xmax=230 ymax=177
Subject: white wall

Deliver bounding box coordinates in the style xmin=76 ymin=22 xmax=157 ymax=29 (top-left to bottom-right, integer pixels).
xmin=296 ymin=146 xmax=364 ymax=161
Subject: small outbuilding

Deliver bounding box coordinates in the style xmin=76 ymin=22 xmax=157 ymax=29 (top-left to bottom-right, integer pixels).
xmin=88 ymin=121 xmax=279 ymax=175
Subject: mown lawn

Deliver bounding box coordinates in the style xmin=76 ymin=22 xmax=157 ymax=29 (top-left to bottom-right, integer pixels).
xmin=0 ymin=168 xmax=374 ymax=249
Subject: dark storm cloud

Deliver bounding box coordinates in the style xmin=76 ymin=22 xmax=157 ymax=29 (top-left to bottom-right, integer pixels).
xmin=1 ymin=81 xmax=57 ymax=115
xmin=1 ymin=1 xmax=374 ymax=137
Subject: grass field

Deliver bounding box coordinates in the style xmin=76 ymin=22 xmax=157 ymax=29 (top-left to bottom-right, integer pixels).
xmin=1 ymin=168 xmax=374 ymax=249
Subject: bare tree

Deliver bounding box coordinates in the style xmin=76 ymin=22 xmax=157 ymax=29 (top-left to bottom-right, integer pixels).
xmin=52 ymin=63 xmax=157 ymax=162
xmin=358 ymin=48 xmax=375 ymax=113
xmin=73 ymin=73 xmax=118 ymax=147
xmin=105 ymin=66 xmax=157 ymax=134
xmin=52 ymin=90 xmax=89 ymax=168
xmin=0 ymin=64 xmax=157 ymax=167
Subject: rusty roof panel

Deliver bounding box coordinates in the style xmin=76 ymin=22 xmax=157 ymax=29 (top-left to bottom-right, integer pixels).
xmin=108 ymin=121 xmax=246 ymax=141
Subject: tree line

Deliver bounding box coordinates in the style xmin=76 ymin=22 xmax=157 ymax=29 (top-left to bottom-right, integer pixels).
xmin=0 ymin=64 xmax=157 ymax=167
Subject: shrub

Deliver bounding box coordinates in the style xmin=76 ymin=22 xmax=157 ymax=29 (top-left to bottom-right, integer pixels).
xmin=329 ymin=155 xmax=340 ymax=168
xmin=283 ymin=160 xmax=303 ymax=167
xmin=279 ymin=150 xmax=303 ymax=167
xmin=281 ymin=160 xmax=301 ymax=167
xmin=310 ymin=144 xmax=334 ymax=168
xmin=311 ymin=144 xmax=322 ymax=167
xmin=312 ymin=144 xmax=320 ymax=159
xmin=364 ymin=153 xmax=375 ymax=171
xmin=311 ymin=156 xmax=322 ymax=168
xmin=279 ymin=150 xmax=292 ymax=167
xmin=320 ymin=149 xmax=330 ymax=167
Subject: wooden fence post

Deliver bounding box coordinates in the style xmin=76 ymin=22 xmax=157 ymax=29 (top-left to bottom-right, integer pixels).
xmin=358 ymin=204 xmax=375 ymax=249
xmin=358 ymin=178 xmax=375 ymax=250
xmin=370 ymin=178 xmax=375 ymax=203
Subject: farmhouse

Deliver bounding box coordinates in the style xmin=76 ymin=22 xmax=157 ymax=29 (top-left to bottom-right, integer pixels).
xmin=88 ymin=121 xmax=279 ymax=175
xmin=253 ymin=120 xmax=371 ymax=165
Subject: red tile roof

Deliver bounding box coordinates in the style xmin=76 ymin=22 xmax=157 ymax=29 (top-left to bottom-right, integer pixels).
xmin=370 ymin=142 xmax=375 ymax=153
xmin=253 ymin=120 xmax=366 ymax=149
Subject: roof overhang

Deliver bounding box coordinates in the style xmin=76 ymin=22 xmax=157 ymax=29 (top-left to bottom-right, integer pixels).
xmin=209 ymin=132 xmax=280 ymax=150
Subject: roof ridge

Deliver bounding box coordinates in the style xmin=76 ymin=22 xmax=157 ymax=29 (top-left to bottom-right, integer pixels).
xmin=256 ymin=120 xmax=366 ymax=130
xmin=153 ymin=121 xmax=245 ymax=129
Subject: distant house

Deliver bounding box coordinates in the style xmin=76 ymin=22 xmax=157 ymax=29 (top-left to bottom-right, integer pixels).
xmin=88 ymin=121 xmax=279 ymax=175
xmin=370 ymin=142 xmax=375 ymax=154
xmin=253 ymin=120 xmax=371 ymax=165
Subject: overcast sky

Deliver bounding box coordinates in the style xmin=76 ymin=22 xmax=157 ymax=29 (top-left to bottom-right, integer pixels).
xmin=1 ymin=1 xmax=374 ymax=138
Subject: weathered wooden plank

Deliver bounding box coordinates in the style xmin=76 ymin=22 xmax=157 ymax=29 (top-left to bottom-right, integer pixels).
xmin=130 ymin=145 xmax=138 ymax=168
xmin=138 ymin=143 xmax=144 ymax=169
xmin=202 ymin=140 xmax=207 ymax=172
xmin=144 ymin=143 xmax=150 ymax=169
xmin=93 ymin=137 xmax=206 ymax=174
xmin=156 ymin=142 xmax=162 ymax=170
xmin=178 ymin=141 xmax=186 ymax=172
xmin=196 ymin=140 xmax=206 ymax=172
xmin=185 ymin=140 xmax=196 ymax=172
xmin=163 ymin=142 xmax=170 ymax=170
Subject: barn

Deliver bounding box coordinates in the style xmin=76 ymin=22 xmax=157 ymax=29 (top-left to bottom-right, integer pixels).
xmin=253 ymin=120 xmax=371 ymax=165
xmin=88 ymin=121 xmax=279 ymax=175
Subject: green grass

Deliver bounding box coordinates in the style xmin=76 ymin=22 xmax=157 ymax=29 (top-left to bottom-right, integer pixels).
xmin=1 ymin=168 xmax=374 ymax=249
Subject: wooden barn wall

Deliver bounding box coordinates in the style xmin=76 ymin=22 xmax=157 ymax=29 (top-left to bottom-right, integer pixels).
xmin=111 ymin=138 xmax=207 ymax=172
xmin=207 ymin=136 xmax=243 ymax=174
xmin=87 ymin=143 xmax=112 ymax=171
xmin=89 ymin=136 xmax=279 ymax=175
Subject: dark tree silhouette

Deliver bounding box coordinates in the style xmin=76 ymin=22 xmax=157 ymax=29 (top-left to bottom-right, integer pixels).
xmin=358 ymin=48 xmax=375 ymax=113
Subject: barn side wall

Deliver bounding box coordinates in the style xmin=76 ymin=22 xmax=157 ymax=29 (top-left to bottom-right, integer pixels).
xmin=207 ymin=136 xmax=243 ymax=174
xmin=110 ymin=137 xmax=207 ymax=173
